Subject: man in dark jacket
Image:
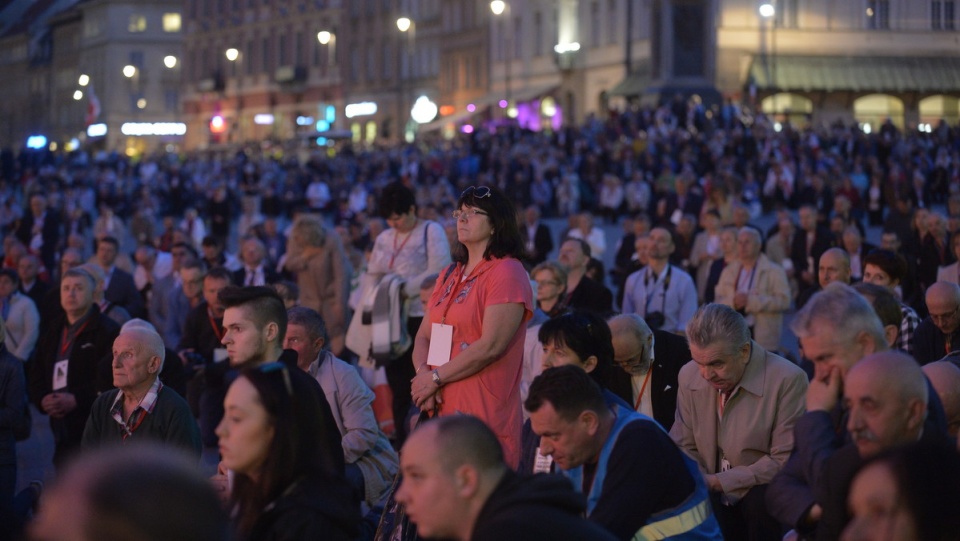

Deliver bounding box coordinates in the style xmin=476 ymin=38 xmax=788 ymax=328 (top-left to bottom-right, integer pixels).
xmin=29 ymin=267 xmax=119 ymax=466
xmin=396 ymin=415 xmax=616 ymax=541
xmin=608 ymin=313 xmax=690 ymax=431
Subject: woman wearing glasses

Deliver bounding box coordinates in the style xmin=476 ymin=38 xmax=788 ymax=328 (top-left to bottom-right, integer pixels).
xmin=217 ymin=363 xmax=360 ymax=541
xmin=531 ymin=261 xmax=569 ymax=318
xmin=410 ymin=186 xmax=533 ymax=468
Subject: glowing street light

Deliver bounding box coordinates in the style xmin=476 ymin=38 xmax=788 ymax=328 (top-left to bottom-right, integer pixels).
xmin=73 ymin=90 xmax=83 ymax=100
xmin=490 ymin=0 xmax=506 ymax=15
xmin=78 ymin=74 xmax=90 ymax=86
xmin=123 ymin=65 xmax=137 ymax=78
xmin=317 ymin=30 xmax=332 ymax=45
xmin=759 ymin=3 xmax=775 ymax=18
xmin=164 ymin=55 xmax=178 ymax=68
xmin=397 ymin=17 xmax=411 ymax=32
xmin=225 ymin=48 xmax=240 ymax=62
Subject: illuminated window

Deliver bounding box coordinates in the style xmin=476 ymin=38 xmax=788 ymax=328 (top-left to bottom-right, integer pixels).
xmin=163 ymin=13 xmax=182 ymax=32
xmin=128 ymin=15 xmax=146 ymax=33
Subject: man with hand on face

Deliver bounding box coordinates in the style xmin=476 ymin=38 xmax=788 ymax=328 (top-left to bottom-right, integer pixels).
xmin=396 ymin=415 xmax=617 ymax=541
xmin=814 ymin=352 xmax=942 ymax=540
xmin=81 ymin=324 xmax=200 ymax=458
xmin=766 ymin=283 xmax=948 ymax=538
xmin=525 ymin=365 xmax=723 ymax=541
xmin=671 ymin=304 xmax=806 ymax=541
xmin=29 ymin=267 xmax=120 ymax=466
xmin=607 ymin=313 xmax=689 ymax=430
xmin=285 ymin=306 xmax=397 ymax=508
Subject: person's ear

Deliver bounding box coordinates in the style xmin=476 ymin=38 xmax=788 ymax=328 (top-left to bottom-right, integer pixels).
xmin=580 ymin=410 xmax=600 ymax=436
xmin=454 ymin=464 xmax=480 ymax=498
xmin=883 ymin=324 xmax=899 ymax=349
xmin=582 ymin=355 xmax=598 ymax=374
xmin=265 ymin=322 xmax=279 ymax=342
xmin=148 ymin=355 xmax=162 ymax=374
xmin=905 ymin=398 xmax=926 ymax=433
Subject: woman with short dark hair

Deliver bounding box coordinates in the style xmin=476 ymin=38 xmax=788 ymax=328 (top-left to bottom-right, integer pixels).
xmin=410 ymin=186 xmax=533 ymax=468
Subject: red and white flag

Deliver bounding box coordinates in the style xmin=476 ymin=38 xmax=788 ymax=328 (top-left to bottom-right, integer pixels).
xmin=85 ymin=84 xmax=101 ymax=126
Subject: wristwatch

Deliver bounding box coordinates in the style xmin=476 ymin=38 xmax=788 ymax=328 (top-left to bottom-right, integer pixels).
xmin=431 ymin=369 xmax=442 ymax=387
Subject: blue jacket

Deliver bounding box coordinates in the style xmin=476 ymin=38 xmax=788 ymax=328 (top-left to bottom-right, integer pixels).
xmin=559 ymin=405 xmax=722 ymax=541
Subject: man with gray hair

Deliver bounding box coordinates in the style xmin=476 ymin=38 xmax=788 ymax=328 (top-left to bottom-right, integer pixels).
xmin=81 ymin=321 xmax=201 ymax=458
xmin=29 ymin=267 xmax=120 ymax=466
xmin=608 ymin=313 xmax=690 ymax=430
xmin=715 ymin=228 xmax=791 ymax=352
xmin=766 ymin=283 xmax=948 ymax=537
xmin=671 ymin=304 xmax=807 ymax=541
xmin=284 ymin=306 xmax=398 ymax=507
xmin=814 ymin=351 xmax=939 ymax=539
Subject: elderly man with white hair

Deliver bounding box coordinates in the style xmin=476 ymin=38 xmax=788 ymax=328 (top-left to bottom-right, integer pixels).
xmin=81 ymin=320 xmax=201 ymax=458
xmin=715 ymin=228 xmax=790 ymax=352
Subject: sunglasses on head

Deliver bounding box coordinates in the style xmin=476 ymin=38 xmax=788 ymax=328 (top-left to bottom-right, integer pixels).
xmin=256 ymin=361 xmax=294 ymax=397
xmin=461 ymin=186 xmax=492 ymax=199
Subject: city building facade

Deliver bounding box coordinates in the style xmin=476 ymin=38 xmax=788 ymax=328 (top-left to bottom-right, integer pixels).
xmin=3 ymin=0 xmax=960 ymax=153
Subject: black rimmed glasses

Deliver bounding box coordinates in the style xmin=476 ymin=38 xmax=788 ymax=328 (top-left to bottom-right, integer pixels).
xmin=461 ymin=186 xmax=492 ymax=199
xmin=257 ymin=361 xmax=294 ymax=397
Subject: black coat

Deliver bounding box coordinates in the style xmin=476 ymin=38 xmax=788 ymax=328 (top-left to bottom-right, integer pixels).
xmin=520 ymin=223 xmax=554 ymax=266
xmin=15 ymin=211 xmax=61 ymax=271
xmin=566 ymin=277 xmax=613 ymax=317
xmin=105 ymin=268 xmax=146 ymax=319
xmin=609 ymin=330 xmax=691 ymax=431
xmin=472 ymin=471 xmax=618 ymax=541
xmin=28 ymin=307 xmax=120 ymax=462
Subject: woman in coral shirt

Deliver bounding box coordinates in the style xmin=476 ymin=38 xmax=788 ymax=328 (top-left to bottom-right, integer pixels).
xmin=410 ymin=186 xmax=532 ymax=467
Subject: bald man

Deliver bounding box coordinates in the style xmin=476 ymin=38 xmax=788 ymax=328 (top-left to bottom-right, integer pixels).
xmin=912 ymin=281 xmax=960 ymax=365
xmin=396 ymin=415 xmax=616 ymax=541
xmin=922 ymin=361 xmax=960 ymax=436
xmin=608 ymin=313 xmax=690 ymax=430
xmin=82 ymin=326 xmax=201 ymax=458
xmin=815 ymin=351 xmax=940 ymax=540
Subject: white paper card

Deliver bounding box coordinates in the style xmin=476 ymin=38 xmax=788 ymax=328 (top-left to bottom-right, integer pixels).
xmin=427 ymin=323 xmax=454 ymax=367
xmin=53 ymin=359 xmax=69 ymax=390
xmin=534 ymin=447 xmax=554 ymax=474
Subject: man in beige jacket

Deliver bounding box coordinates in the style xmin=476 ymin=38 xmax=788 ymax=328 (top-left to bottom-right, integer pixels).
xmin=715 ymin=228 xmax=791 ymax=352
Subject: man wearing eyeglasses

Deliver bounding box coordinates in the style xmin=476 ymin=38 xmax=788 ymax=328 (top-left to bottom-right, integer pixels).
xmin=912 ymin=281 xmax=960 ymax=365
xmin=607 ymin=313 xmax=690 ymax=431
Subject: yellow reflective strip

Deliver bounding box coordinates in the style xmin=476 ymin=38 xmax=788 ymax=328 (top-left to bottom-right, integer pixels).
xmin=633 ymin=499 xmax=711 ymax=541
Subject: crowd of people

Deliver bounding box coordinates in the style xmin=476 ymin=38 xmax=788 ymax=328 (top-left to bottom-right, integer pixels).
xmin=1 ymin=98 xmax=960 ymax=541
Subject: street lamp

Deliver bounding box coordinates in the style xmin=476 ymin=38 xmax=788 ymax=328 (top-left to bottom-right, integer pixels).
xmin=396 ymin=17 xmax=416 ymax=142
xmin=490 ymin=1 xmax=512 ymax=117
xmin=316 ymin=31 xmax=336 ymax=74
xmin=759 ymin=2 xmax=777 ymax=115
xmin=123 ymin=65 xmax=137 ymax=78
xmin=225 ymin=48 xmax=244 ymax=142
xmin=164 ymin=55 xmax=178 ymax=69
xmin=78 ymin=74 xmax=90 ymax=86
